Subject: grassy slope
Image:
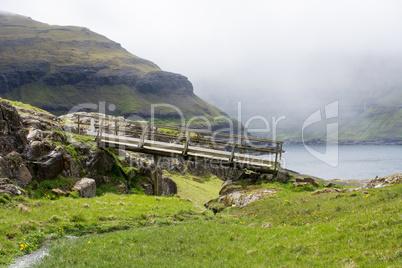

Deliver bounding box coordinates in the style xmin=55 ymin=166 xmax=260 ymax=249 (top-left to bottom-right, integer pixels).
xmin=2 ymin=178 xmax=401 ymax=267
xmin=0 ymin=14 xmax=228 ymax=122
xmin=164 ymin=170 xmax=223 ymax=208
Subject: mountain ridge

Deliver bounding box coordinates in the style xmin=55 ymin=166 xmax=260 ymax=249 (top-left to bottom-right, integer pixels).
xmin=0 ymin=13 xmax=229 ymax=128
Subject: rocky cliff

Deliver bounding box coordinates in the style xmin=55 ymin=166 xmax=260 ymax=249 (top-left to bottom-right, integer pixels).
xmin=0 ymin=13 xmax=227 ymax=126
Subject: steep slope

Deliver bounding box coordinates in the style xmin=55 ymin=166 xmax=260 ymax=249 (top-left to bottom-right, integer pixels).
xmin=0 ymin=12 xmax=226 ymax=125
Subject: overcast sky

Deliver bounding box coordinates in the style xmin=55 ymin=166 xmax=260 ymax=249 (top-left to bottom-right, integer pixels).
xmin=2 ymin=0 xmax=402 ymax=119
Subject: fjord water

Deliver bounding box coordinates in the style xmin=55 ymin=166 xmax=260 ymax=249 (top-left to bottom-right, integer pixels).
xmin=281 ymin=145 xmax=402 ymax=180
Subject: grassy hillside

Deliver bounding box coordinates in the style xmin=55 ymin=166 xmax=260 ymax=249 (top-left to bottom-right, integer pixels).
xmin=0 ymin=13 xmax=228 ymax=125
xmin=2 ymin=176 xmax=401 ymax=267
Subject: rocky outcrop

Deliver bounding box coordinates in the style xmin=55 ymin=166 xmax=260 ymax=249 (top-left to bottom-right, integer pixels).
xmin=0 ymin=101 xmax=28 ymax=155
xmin=0 ymin=177 xmax=23 ymax=196
xmin=73 ymin=178 xmax=96 ymax=198
xmin=136 ymin=71 xmax=193 ymax=95
xmin=218 ymin=188 xmax=281 ymax=207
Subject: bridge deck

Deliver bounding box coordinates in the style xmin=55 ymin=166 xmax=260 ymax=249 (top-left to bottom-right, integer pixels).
xmin=98 ymin=134 xmax=275 ymax=171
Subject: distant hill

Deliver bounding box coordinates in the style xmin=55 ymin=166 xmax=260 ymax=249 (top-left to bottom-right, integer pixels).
xmin=0 ymin=13 xmax=228 ymax=127
xmin=275 ymin=85 xmax=402 ymax=144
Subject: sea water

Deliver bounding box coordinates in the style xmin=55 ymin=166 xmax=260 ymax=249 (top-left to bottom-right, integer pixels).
xmin=280 ymin=145 xmax=402 ymax=180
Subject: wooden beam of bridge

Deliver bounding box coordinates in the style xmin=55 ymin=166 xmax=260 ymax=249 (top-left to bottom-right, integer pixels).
xmin=73 ymin=113 xmax=284 ymax=175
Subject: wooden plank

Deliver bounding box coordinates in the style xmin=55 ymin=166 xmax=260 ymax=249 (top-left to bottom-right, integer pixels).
xmin=183 ymin=132 xmax=191 ymax=156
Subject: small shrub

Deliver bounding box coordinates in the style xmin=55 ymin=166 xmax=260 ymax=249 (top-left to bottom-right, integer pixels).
xmin=1 ymin=193 xmax=11 ymax=201
xmin=69 ymin=189 xmax=80 ymax=199
xmin=0 ymin=196 xmax=9 ymax=204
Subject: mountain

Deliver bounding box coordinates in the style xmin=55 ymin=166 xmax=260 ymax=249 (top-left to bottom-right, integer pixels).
xmin=274 ymin=85 xmax=402 ymax=144
xmin=0 ymin=13 xmax=227 ymax=127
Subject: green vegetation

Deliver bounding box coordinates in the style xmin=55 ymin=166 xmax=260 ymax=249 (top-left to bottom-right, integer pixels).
xmin=0 ymin=97 xmax=51 ymax=115
xmin=164 ymin=170 xmax=223 ymax=207
xmin=0 ymin=15 xmax=228 ymax=122
xmin=2 ymin=177 xmax=401 ymax=267
xmin=0 ymin=193 xmax=198 ymax=266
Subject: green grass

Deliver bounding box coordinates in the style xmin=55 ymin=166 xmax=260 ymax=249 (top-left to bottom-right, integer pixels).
xmin=165 ymin=170 xmax=223 ymax=207
xmin=26 ymin=183 xmax=402 ymax=267
xmin=0 ymin=193 xmax=198 ymax=266
xmin=0 ymin=97 xmax=52 ymax=115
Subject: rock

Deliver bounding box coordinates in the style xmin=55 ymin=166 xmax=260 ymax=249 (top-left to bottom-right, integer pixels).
xmin=219 ymin=179 xmax=233 ymax=195
xmin=73 ymin=178 xmax=96 ymax=198
xmin=261 ymin=173 xmax=274 ymax=182
xmin=87 ymin=150 xmax=113 ymax=176
xmin=55 ymin=146 xmax=81 ymax=178
xmin=296 ymin=177 xmax=319 ymax=187
xmin=51 ymin=188 xmax=67 ymax=196
xmin=45 ymin=131 xmax=67 ymax=144
xmin=0 ymin=177 xmax=22 ymax=196
xmin=249 ymin=172 xmax=260 ymax=181
xmin=27 ymin=129 xmax=44 ymax=141
xmin=30 ymin=140 xmax=53 ymax=158
xmin=233 ymin=170 xmax=246 ymax=181
xmin=218 ymin=188 xmax=281 ymax=207
xmin=135 ymin=71 xmax=193 ymax=95
xmin=30 ymin=151 xmax=64 ymax=181
xmin=276 ymin=170 xmax=290 ymax=183
xmin=311 ymin=188 xmax=348 ymax=195
xmin=359 ymin=174 xmax=402 ymax=189
xmin=4 ymin=152 xmax=32 ymax=187
xmin=292 ymin=182 xmax=309 ymax=188
xmin=0 ymin=101 xmax=28 ymax=156
xmin=323 ymin=182 xmax=333 ymax=187
xmin=159 ymin=175 xmax=177 ymax=196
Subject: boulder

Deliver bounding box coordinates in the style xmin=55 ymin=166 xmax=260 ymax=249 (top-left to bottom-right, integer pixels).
xmin=87 ymin=150 xmax=113 ymax=176
xmin=276 ymin=170 xmax=290 ymax=183
xmin=27 ymin=129 xmax=44 ymax=141
xmin=0 ymin=101 xmax=28 ymax=156
xmin=73 ymin=178 xmax=96 ymax=198
xmin=51 ymin=188 xmax=67 ymax=196
xmin=4 ymin=152 xmax=32 ymax=187
xmin=0 ymin=177 xmax=23 ymax=196
xmin=292 ymin=182 xmax=309 ymax=188
xmin=30 ymin=140 xmax=53 ymax=158
xmin=159 ymin=175 xmax=177 ymax=196
xmin=296 ymin=177 xmax=319 ymax=187
xmin=30 ymin=151 xmax=64 ymax=181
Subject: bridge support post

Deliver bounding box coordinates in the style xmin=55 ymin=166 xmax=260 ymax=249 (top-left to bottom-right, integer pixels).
xmin=153 ymin=155 xmax=159 ymax=196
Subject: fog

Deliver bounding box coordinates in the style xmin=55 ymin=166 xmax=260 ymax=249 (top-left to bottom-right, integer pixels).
xmin=2 ymin=0 xmax=402 ymax=123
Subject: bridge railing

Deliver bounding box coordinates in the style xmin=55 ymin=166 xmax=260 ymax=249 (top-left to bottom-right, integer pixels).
xmin=71 ymin=113 xmax=284 ymax=171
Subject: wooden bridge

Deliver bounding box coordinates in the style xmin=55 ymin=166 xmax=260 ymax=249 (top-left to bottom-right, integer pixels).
xmin=71 ymin=114 xmax=284 ymax=194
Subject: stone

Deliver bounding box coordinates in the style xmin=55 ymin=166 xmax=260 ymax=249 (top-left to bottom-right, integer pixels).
xmin=0 ymin=177 xmax=22 ymax=196
xmin=292 ymin=182 xmax=309 ymax=188
xmin=51 ymin=188 xmax=67 ymax=196
xmin=218 ymin=188 xmax=281 ymax=207
xmin=323 ymin=182 xmax=333 ymax=187
xmin=249 ymin=172 xmax=260 ymax=181
xmin=73 ymin=178 xmax=96 ymax=198
xmin=87 ymin=150 xmax=113 ymax=176
xmin=233 ymin=170 xmax=246 ymax=181
xmin=219 ymin=179 xmax=234 ymax=195
xmin=159 ymin=175 xmax=178 ymax=196
xmin=262 ymin=174 xmax=274 ymax=182
xmin=27 ymin=129 xmax=44 ymax=141
xmin=0 ymin=101 xmax=28 ymax=156
xmin=13 ymin=163 xmax=32 ymax=187
xmin=276 ymin=170 xmax=290 ymax=183
xmin=296 ymin=177 xmax=319 ymax=187
xmin=30 ymin=151 xmax=64 ymax=181
xmin=4 ymin=152 xmax=32 ymax=187
xmin=30 ymin=140 xmax=53 ymax=158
